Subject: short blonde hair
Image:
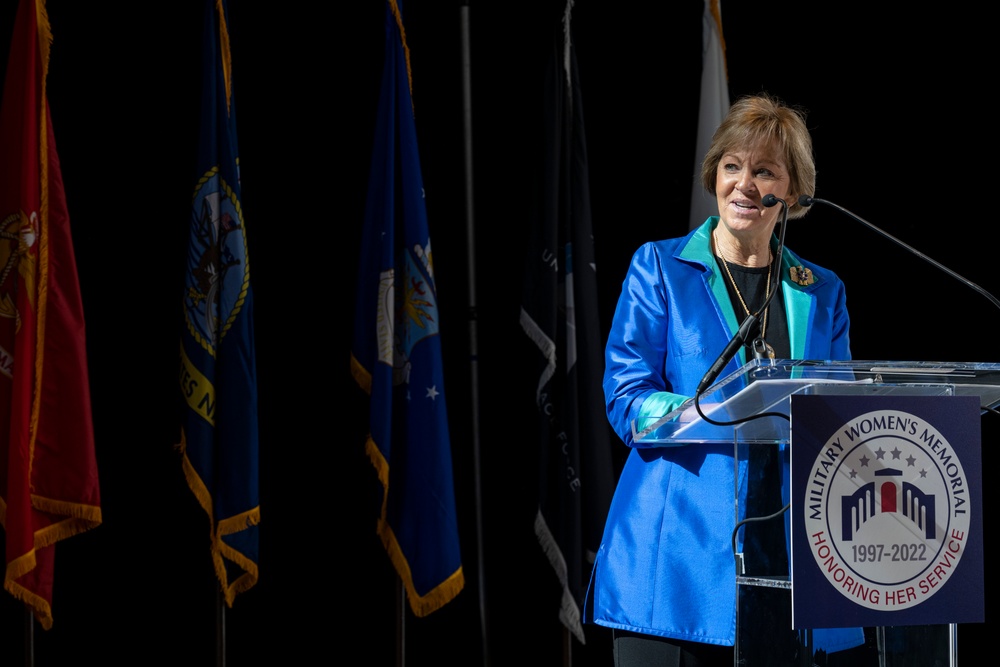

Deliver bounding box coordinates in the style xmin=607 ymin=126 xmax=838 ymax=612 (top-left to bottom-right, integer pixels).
xmin=700 ymin=94 xmax=816 ymax=220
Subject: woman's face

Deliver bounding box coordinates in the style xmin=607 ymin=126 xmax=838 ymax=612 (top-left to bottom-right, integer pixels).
xmin=714 ymin=143 xmax=791 ymax=239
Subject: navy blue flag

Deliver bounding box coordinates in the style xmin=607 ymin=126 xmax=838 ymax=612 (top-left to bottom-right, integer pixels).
xmin=519 ymin=4 xmax=615 ymax=644
xmin=350 ymin=0 xmax=464 ymax=617
xmin=179 ymin=0 xmax=260 ymax=606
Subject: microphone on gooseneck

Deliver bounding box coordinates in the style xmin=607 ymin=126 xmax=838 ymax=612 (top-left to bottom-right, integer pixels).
xmin=797 ymin=195 xmax=1000 ymax=312
xmin=697 ymin=314 xmax=759 ymax=395
xmin=761 ymin=193 xmax=782 ymax=208
xmin=696 ymin=194 xmax=790 ymax=396
xmin=761 ymin=194 xmax=789 ymax=297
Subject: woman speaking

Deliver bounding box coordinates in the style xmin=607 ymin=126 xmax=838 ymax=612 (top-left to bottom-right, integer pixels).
xmin=585 ymin=93 xmax=867 ymax=666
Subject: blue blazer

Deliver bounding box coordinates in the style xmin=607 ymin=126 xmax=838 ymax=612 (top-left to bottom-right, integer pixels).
xmin=586 ymin=218 xmax=860 ymax=649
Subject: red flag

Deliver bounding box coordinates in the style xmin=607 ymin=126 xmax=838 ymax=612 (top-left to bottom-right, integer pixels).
xmin=0 ymin=0 xmax=102 ymax=630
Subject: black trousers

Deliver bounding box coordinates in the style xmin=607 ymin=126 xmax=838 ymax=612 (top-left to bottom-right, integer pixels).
xmin=612 ymin=630 xmax=734 ymax=667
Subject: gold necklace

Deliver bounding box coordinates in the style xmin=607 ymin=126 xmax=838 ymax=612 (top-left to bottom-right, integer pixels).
xmin=716 ymin=237 xmax=775 ymax=359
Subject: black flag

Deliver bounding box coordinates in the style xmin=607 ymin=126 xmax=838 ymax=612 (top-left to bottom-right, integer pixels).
xmin=519 ymin=4 xmax=615 ymax=645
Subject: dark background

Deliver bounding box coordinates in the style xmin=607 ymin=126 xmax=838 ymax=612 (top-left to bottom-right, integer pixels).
xmin=0 ymin=1 xmax=994 ymax=665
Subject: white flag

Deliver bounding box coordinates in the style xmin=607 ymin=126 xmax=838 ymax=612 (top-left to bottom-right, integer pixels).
xmin=689 ymin=0 xmax=730 ymax=230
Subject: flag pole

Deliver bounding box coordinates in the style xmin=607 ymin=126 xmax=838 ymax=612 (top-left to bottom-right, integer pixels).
xmin=23 ymin=607 xmax=34 ymax=667
xmin=459 ymin=2 xmax=490 ymax=665
xmin=216 ymin=592 xmax=227 ymax=667
xmin=396 ymin=578 xmax=405 ymax=667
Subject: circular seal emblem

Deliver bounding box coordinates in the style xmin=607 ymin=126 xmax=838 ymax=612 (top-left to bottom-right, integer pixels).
xmin=184 ymin=168 xmax=248 ymax=353
xmin=803 ymin=408 xmax=971 ymax=611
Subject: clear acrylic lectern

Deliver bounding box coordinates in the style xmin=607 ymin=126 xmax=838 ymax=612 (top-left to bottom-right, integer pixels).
xmin=634 ymin=359 xmax=1000 ymax=667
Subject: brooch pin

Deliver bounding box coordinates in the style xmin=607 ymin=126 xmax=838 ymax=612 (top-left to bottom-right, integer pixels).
xmin=790 ymin=266 xmax=815 ymax=286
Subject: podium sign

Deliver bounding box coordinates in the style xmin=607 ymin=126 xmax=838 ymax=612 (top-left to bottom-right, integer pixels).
xmin=634 ymin=359 xmax=998 ymax=665
xmin=790 ymin=394 xmax=985 ymax=629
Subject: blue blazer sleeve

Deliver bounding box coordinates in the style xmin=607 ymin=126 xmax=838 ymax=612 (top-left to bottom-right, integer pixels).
xmin=604 ymin=231 xmax=853 ymax=449
xmin=603 ymin=237 xmax=732 ymax=447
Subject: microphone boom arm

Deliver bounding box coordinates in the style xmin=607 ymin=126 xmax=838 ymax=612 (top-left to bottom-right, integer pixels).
xmin=799 ymin=196 xmax=1000 ymax=311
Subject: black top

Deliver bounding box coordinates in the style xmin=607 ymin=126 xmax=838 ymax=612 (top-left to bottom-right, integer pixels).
xmin=715 ymin=257 xmax=790 ymax=360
